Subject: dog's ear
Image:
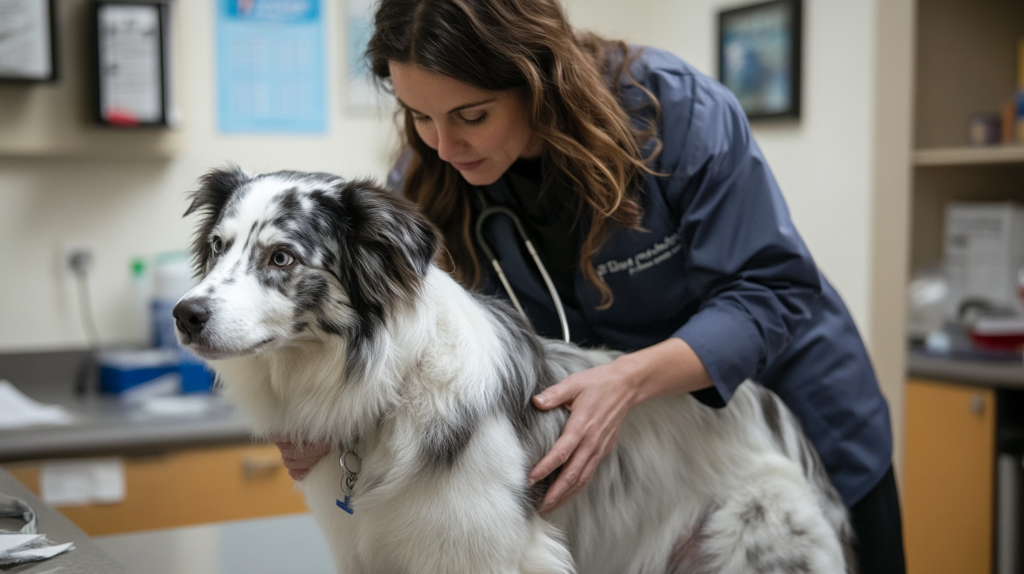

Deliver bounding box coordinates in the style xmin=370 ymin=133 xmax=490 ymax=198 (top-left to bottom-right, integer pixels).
xmin=185 ymin=165 xmax=249 ymax=216
xmin=376 ymin=191 xmax=442 ymax=280
xmin=185 ymin=166 xmax=250 ymax=277
xmin=328 ymin=180 xmax=440 ymax=332
xmin=340 ymin=179 xmax=440 ymax=281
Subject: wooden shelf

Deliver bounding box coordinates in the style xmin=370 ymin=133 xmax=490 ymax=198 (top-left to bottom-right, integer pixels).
xmin=914 ymin=146 xmax=1024 ymax=166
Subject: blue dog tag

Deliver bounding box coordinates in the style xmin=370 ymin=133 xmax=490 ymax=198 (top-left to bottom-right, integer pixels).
xmin=336 ymin=497 xmax=354 ymax=514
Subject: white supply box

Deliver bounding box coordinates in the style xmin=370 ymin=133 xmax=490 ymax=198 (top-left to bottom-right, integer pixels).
xmin=944 ymin=201 xmax=1024 ymax=317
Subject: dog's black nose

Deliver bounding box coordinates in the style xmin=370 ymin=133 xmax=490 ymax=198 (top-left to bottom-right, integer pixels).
xmin=173 ymin=297 xmax=212 ymax=337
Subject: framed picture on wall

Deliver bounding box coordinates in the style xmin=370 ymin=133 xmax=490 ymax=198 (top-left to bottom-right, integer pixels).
xmin=0 ymin=0 xmax=58 ymax=82
xmin=718 ymin=0 xmax=802 ymax=120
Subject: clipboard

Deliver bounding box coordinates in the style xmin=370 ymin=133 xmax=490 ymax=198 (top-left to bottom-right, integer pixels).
xmin=91 ymin=0 xmax=173 ymax=127
xmin=0 ymin=0 xmax=58 ymax=82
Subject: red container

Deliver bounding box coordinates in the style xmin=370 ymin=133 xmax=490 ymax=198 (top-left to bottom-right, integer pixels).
xmin=969 ymin=317 xmax=1024 ymax=352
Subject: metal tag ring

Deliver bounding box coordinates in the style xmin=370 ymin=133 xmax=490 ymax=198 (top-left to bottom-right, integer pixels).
xmin=340 ymin=451 xmax=362 ymax=475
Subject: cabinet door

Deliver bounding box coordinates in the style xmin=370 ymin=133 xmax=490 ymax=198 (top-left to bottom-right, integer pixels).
xmin=904 ymin=378 xmax=995 ymax=574
xmin=3 ymin=443 xmax=309 ymax=535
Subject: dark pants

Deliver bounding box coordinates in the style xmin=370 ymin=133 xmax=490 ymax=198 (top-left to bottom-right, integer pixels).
xmin=849 ymin=465 xmax=906 ymax=574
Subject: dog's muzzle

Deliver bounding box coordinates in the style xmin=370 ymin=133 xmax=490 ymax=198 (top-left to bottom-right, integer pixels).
xmin=173 ymin=297 xmax=212 ymax=339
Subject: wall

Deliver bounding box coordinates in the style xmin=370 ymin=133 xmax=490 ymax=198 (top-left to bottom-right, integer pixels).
xmin=0 ymin=0 xmax=399 ymax=351
xmin=868 ymin=0 xmax=915 ymax=477
xmin=596 ymin=0 xmax=880 ymax=341
xmin=0 ymin=0 xmax=892 ymax=363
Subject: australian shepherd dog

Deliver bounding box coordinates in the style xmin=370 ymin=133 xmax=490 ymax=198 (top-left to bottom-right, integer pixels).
xmin=174 ymin=167 xmax=855 ymax=574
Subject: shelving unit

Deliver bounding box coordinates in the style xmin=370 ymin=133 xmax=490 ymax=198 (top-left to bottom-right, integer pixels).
xmin=914 ymin=146 xmax=1024 ymax=166
xmin=904 ymin=1 xmax=1024 ymax=573
xmin=908 ymin=0 xmax=1024 ymax=276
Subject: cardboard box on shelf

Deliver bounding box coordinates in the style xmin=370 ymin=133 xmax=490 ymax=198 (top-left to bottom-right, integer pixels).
xmin=944 ymin=202 xmax=1024 ymax=318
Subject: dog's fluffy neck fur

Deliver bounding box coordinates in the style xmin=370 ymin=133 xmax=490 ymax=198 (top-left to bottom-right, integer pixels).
xmin=213 ymin=266 xmax=507 ymax=450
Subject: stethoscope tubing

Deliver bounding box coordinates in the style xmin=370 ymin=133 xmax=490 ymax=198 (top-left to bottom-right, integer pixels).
xmin=473 ymin=189 xmax=571 ymax=343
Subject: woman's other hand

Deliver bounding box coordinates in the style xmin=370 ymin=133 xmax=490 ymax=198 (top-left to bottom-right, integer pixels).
xmin=270 ymin=435 xmax=331 ymax=481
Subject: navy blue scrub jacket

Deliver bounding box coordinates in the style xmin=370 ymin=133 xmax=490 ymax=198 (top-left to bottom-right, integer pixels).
xmin=389 ymin=46 xmax=893 ymax=507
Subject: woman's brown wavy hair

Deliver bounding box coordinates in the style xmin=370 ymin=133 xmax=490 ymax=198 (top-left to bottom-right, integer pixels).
xmin=367 ymin=0 xmax=660 ymax=308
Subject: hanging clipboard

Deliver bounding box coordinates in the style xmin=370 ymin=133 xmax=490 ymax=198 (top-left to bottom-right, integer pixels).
xmin=91 ymin=0 xmax=173 ymax=127
xmin=0 ymin=0 xmax=58 ymax=82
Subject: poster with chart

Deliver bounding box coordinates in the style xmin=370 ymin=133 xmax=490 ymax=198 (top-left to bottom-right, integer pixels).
xmin=216 ymin=0 xmax=326 ymax=133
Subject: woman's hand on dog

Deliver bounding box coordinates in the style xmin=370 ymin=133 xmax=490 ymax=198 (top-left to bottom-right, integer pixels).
xmin=528 ymin=338 xmax=714 ymax=515
xmin=271 ymin=435 xmax=332 ymax=480
xmin=528 ymin=358 xmax=641 ymax=515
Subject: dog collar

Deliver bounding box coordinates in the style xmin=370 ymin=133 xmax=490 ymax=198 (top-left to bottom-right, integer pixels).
xmin=336 ymin=449 xmax=361 ymax=514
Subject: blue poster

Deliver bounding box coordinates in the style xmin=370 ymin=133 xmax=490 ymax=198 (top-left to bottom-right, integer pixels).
xmin=216 ymin=0 xmax=326 ymax=133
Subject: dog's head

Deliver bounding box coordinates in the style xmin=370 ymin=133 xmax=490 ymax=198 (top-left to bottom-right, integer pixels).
xmin=173 ymin=166 xmax=440 ymax=363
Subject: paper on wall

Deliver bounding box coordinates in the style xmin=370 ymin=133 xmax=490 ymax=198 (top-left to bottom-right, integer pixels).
xmin=216 ymin=0 xmax=327 ymax=133
xmin=0 ymin=0 xmax=53 ymax=79
xmin=97 ymin=3 xmax=164 ymax=124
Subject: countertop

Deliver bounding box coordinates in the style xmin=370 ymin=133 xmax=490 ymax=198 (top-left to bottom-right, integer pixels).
xmin=906 ymin=348 xmax=1024 ymax=389
xmin=0 ymin=350 xmax=254 ymax=463
xmin=0 ymin=467 xmax=126 ymax=573
xmin=2 ymin=347 xmax=1023 ymax=464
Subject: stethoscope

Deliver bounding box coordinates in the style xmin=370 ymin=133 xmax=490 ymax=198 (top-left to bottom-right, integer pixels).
xmin=473 ymin=188 xmax=571 ymax=343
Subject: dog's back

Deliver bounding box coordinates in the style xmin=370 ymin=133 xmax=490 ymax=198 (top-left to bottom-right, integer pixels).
xmin=523 ymin=328 xmax=856 ymax=574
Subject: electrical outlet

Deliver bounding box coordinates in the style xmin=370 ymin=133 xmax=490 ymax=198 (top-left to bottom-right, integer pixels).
xmin=62 ymin=244 xmax=94 ymax=278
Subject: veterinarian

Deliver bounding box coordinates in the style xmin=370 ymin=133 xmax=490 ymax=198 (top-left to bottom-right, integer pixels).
xmin=274 ymin=0 xmax=905 ymax=570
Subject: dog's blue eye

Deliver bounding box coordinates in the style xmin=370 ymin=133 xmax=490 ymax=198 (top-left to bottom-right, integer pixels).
xmin=211 ymin=237 xmax=223 ymax=254
xmin=270 ymin=251 xmax=295 ymax=268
